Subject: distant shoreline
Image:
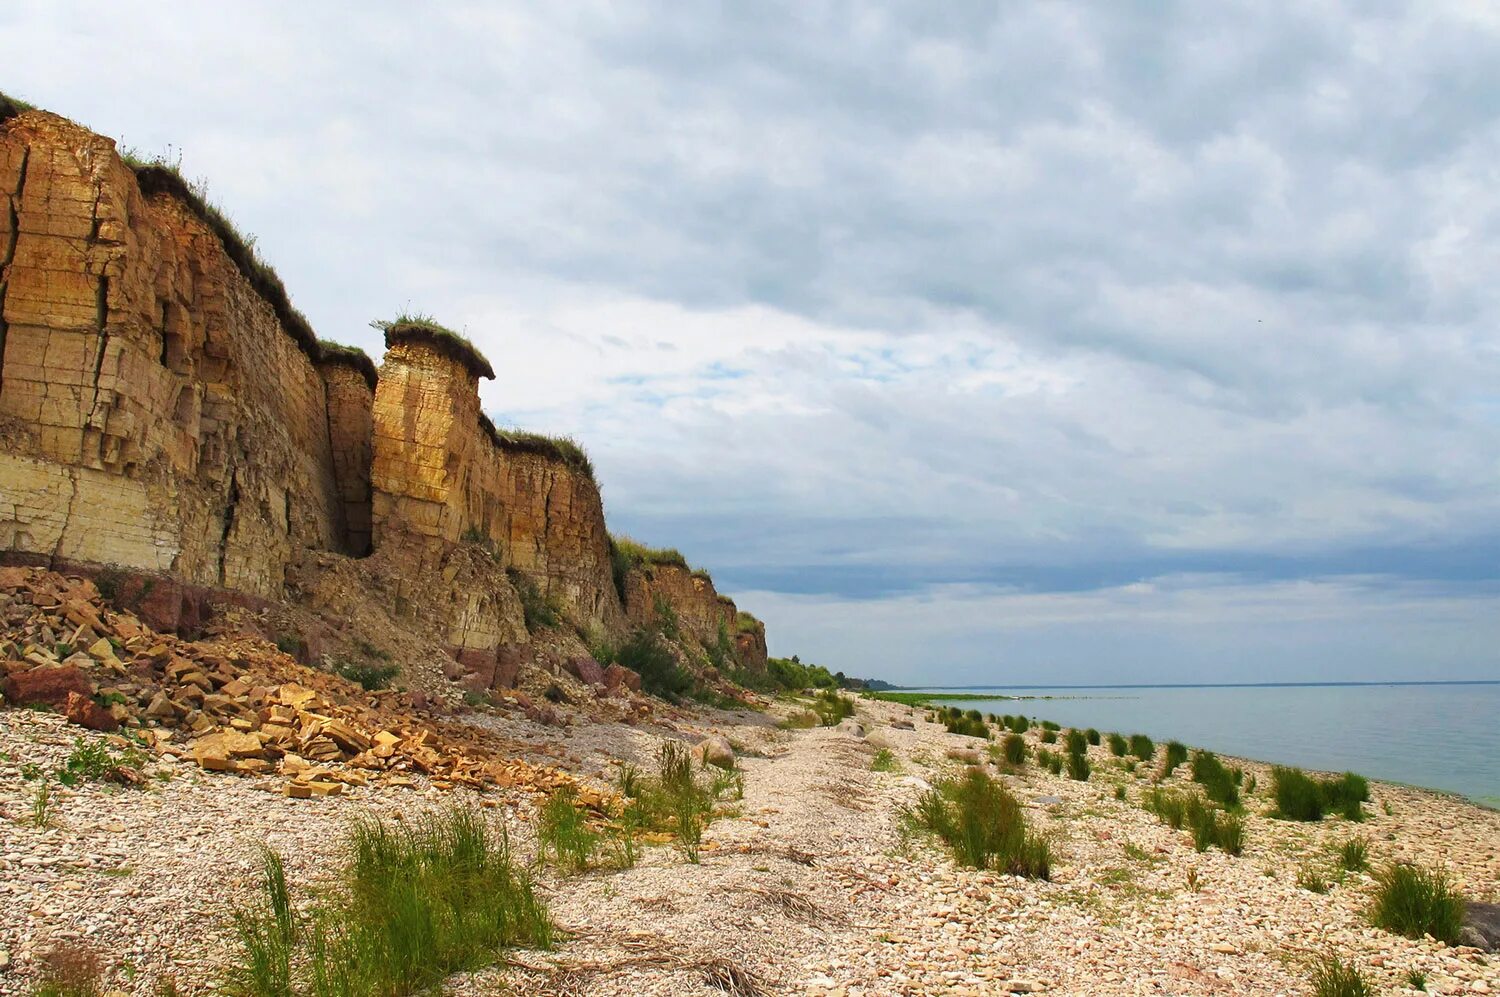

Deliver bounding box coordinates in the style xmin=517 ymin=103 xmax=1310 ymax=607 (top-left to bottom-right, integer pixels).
xmin=896 ymin=679 xmax=1500 ymax=691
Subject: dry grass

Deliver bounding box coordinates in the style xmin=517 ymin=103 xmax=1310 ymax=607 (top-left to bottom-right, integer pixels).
xmin=736 ymin=885 xmax=834 ymax=925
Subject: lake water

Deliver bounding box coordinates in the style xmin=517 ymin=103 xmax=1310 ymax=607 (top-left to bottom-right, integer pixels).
xmin=913 ymin=683 xmax=1500 ymax=807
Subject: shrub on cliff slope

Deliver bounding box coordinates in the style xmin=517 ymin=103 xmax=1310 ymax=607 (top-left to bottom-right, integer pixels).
xmin=506 ymin=568 xmax=562 ymax=633
xmin=225 ymin=807 xmax=549 ymax=997
xmin=766 ymin=655 xmax=839 ymax=691
xmin=616 ymin=629 xmax=692 ymax=700
xmin=903 ymin=769 xmax=1051 ymax=878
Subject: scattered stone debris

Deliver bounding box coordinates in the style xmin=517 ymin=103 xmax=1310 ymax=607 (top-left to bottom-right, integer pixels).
xmin=0 ymin=567 xmax=609 ymax=808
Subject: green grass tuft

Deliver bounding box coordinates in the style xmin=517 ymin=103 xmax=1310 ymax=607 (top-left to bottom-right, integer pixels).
xmin=1128 ymin=734 xmax=1155 ymax=762
xmin=871 ymin=748 xmax=898 ymax=772
xmin=902 ymin=768 xmax=1051 ymax=877
xmin=1189 ymin=750 xmax=1240 ymax=808
xmin=536 ymin=787 xmax=603 ymax=874
xmin=1273 ymin=767 xmax=1371 ymax=822
xmin=1369 ymin=863 xmax=1465 ymax=945
xmin=1001 ymin=733 xmax=1026 ymax=766
xmin=1161 ymin=740 xmax=1189 ymax=778
xmin=225 ymin=807 xmax=550 ymax=997
xmin=1337 ymin=835 xmax=1370 ymax=873
xmin=1310 ymin=955 xmax=1373 ymax=997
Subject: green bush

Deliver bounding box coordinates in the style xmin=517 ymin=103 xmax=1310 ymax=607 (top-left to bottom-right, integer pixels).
xmin=1036 ymin=749 xmax=1064 ymax=775
xmin=1272 ymin=766 xmax=1325 ymax=821
xmin=1322 ymin=772 xmax=1370 ymax=821
xmin=1310 ymin=955 xmax=1373 ymax=997
xmin=1040 ymin=720 xmax=1061 ymax=732
xmin=1064 ymin=729 xmax=1088 ymax=755
xmin=1370 ymin=863 xmax=1465 ymax=944
xmin=225 ymin=807 xmax=550 ymax=996
xmin=507 ymin=569 xmax=561 ymax=632
xmin=1189 ymin=751 xmax=1240 ymax=808
xmin=335 ymin=659 xmax=399 ymax=691
xmin=1006 ymin=715 xmax=1030 ymax=735
xmin=1107 ymin=733 xmax=1128 ymax=757
xmin=1001 ymin=733 xmax=1026 ymax=765
xmin=1272 ymin=767 xmax=1370 ymax=822
xmin=813 ymin=690 xmax=856 ymax=726
xmin=1085 ymin=728 xmax=1101 ymax=746
xmin=1039 ymin=729 xmax=1058 ymax=744
xmin=1066 ymin=751 xmax=1091 ymax=782
xmin=1162 ymin=741 xmax=1189 ymax=778
xmin=616 ymin=629 xmax=692 ymax=700
xmin=1128 ymin=734 xmax=1154 ymax=762
xmin=902 ymin=769 xmax=1051 ymax=878
xmin=945 ymin=714 xmax=989 ymax=738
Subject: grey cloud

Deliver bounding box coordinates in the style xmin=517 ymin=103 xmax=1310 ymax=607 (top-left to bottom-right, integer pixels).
xmin=6 ymin=1 xmax=1500 ymax=680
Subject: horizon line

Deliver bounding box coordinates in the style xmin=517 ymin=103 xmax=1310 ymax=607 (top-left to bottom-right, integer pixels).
xmin=898 ymin=679 xmax=1500 ymax=691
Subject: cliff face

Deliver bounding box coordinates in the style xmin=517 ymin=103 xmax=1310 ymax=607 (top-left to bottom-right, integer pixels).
xmin=0 ymin=109 xmax=766 ymax=682
xmin=622 ymin=564 xmax=768 ymax=671
xmin=0 ymin=111 xmax=347 ymax=601
xmin=369 ymin=338 xmax=621 ymax=633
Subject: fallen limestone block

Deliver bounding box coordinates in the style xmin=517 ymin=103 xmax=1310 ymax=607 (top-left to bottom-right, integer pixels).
xmin=836 ymin=719 xmax=866 ymax=738
xmin=64 ymin=690 xmax=119 ymax=732
xmin=2 ymin=664 xmax=92 ymax=710
xmin=192 ymin=729 xmax=267 ymax=770
xmin=693 ymin=735 xmax=736 ymax=770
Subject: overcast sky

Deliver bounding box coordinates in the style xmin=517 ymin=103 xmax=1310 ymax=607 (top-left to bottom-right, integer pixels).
xmin=6 ymin=2 xmax=1500 ymax=685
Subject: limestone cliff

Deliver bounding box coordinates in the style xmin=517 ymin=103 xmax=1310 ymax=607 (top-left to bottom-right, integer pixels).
xmin=0 ymin=107 xmax=767 ymax=687
xmin=0 ymin=110 xmax=347 ymax=603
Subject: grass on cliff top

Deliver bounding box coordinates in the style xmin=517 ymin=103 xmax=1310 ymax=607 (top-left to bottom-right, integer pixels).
xmin=373 ymin=313 xmax=496 ymax=380
xmin=611 ymin=535 xmax=690 ymax=570
xmin=316 ymin=339 xmax=378 ymax=391
xmin=2 ymin=96 xmax=336 ymax=378
xmin=0 ymin=90 xmax=37 ymax=124
xmin=479 ymin=416 xmax=595 ymax=481
xmin=123 ymin=150 xmax=321 ymax=362
xmin=734 ymin=610 xmax=762 ymax=634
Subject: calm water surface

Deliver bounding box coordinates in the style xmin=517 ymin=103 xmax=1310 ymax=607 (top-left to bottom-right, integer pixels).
xmin=914 ymin=683 xmax=1500 ymax=806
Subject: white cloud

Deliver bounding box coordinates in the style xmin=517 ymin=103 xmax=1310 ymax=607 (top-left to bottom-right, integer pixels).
xmin=5 ymin=1 xmax=1500 ymax=682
